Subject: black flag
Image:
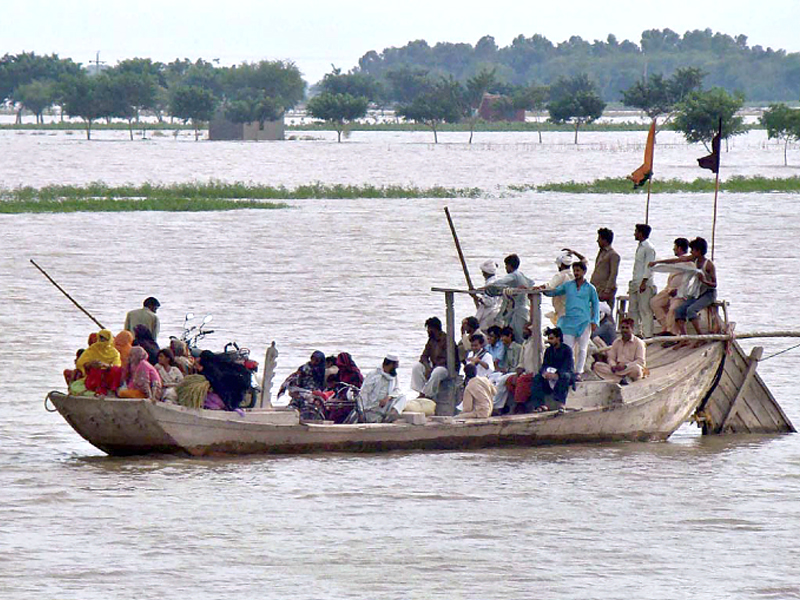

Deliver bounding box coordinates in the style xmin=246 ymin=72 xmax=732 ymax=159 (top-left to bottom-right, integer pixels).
xmin=698 ymin=118 xmax=722 ymax=174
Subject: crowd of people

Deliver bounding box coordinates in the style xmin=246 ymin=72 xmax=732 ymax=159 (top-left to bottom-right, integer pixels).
xmin=64 ymin=297 xmax=253 ymax=412
xmin=66 ymin=224 xmax=719 ymax=423
xmin=408 ymin=224 xmax=719 ymax=418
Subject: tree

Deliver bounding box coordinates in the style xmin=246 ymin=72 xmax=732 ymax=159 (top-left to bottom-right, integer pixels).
xmin=621 ymin=68 xmax=705 ymax=119
xmin=760 ymin=103 xmax=800 ymax=165
xmin=59 ymin=73 xmax=110 ymax=140
xmin=513 ymin=84 xmax=549 ymax=142
xmin=104 ymin=69 xmax=157 ymax=139
xmin=548 ymin=74 xmax=605 ymax=143
xmin=13 ymin=79 xmax=55 ymax=124
xmin=220 ymin=60 xmax=306 ymax=135
xmin=384 ymin=66 xmax=433 ymax=104
xmin=0 ymin=52 xmax=81 ymax=122
xmin=319 ymin=67 xmax=382 ymax=103
xmin=307 ymin=92 xmax=368 ymax=142
xmin=464 ymin=68 xmax=497 ymax=143
xmin=671 ymin=87 xmax=747 ymax=149
xmin=396 ymin=78 xmax=466 ymax=143
xmin=169 ymin=85 xmax=218 ymax=140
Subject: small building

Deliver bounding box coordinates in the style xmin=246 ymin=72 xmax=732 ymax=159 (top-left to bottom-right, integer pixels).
xmin=208 ymin=112 xmax=285 ymax=141
xmin=478 ymin=93 xmax=525 ymax=122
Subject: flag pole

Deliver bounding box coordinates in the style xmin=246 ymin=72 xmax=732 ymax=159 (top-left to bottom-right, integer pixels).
xmin=711 ymin=168 xmax=720 ymax=261
xmin=645 ymin=172 xmax=652 ymax=225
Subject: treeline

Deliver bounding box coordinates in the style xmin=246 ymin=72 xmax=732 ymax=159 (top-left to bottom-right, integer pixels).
xmin=356 ymin=28 xmax=800 ymax=102
xmin=0 ymin=53 xmax=305 ymax=139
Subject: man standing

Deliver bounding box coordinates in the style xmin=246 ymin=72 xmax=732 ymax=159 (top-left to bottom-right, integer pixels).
xmin=484 ymin=254 xmax=533 ymax=343
xmin=567 ymin=227 xmax=620 ymax=307
xmin=629 ymin=224 xmax=657 ymax=338
xmin=475 ymin=259 xmax=501 ymax=331
xmin=411 ymin=317 xmax=450 ymax=400
xmin=524 ymin=327 xmax=574 ymax=413
xmin=537 ymin=261 xmax=599 ymax=379
xmin=543 ymin=251 xmax=575 ymax=325
xmin=359 ymin=355 xmax=408 ymax=423
xmin=650 ymin=237 xmax=690 ymax=335
xmin=457 ymin=364 xmax=496 ymax=419
xmin=125 ymin=297 xmax=160 ymax=342
xmin=593 ymin=317 xmax=646 ymax=385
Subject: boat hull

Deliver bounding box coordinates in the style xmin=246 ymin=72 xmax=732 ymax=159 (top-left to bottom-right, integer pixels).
xmin=49 ymin=344 xmax=724 ymax=457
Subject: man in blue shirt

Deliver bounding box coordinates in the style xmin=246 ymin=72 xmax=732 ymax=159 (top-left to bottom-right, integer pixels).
xmin=537 ymin=261 xmax=600 ymax=380
xmin=524 ymin=327 xmax=574 ymax=413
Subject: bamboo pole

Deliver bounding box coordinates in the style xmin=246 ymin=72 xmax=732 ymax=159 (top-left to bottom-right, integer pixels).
xmin=711 ymin=168 xmax=721 ymax=261
xmin=443 ymin=207 xmax=480 ymax=309
xmin=30 ymin=259 xmax=105 ymax=329
xmin=645 ymin=177 xmax=652 ymax=225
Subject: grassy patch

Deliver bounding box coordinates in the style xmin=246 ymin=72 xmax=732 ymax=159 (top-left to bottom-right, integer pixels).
xmin=0 ymin=181 xmax=480 ymax=213
xmin=528 ymin=176 xmax=800 ymax=194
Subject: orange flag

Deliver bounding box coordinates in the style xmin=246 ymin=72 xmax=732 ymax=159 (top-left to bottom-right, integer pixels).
xmin=627 ymin=120 xmax=656 ymax=188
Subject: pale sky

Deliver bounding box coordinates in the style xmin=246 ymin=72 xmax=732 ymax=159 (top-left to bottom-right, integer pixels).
xmin=3 ymin=0 xmax=799 ymax=84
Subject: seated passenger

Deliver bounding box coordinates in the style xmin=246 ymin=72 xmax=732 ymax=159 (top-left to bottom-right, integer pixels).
xmin=359 ymin=354 xmax=408 ymax=423
xmin=485 ymin=325 xmax=506 ymax=365
xmin=278 ymin=350 xmax=326 ymax=399
xmin=114 ymin=330 xmax=134 ymax=367
xmin=650 ymin=237 xmax=690 ymax=335
xmin=457 ymin=364 xmax=496 ymax=419
xmin=523 ymin=327 xmax=574 ymax=413
xmin=76 ymin=329 xmax=122 ymax=374
xmin=593 ymin=302 xmax=616 ymax=348
xmin=335 ymin=352 xmax=363 ymax=391
xmin=196 ymin=351 xmax=252 ymax=411
xmin=119 ymin=346 xmax=163 ymax=400
xmin=457 ymin=316 xmax=483 ymax=363
xmin=495 ymin=323 xmax=537 ymax=414
xmin=491 ymin=326 xmax=522 ymax=412
xmin=133 ymin=324 xmax=159 ymax=365
xmin=411 ymin=316 xmax=449 ymax=400
xmin=155 ymin=348 xmax=184 ymax=402
xmin=593 ymin=318 xmax=646 ymax=385
xmin=466 ymin=333 xmax=494 ymax=378
xmin=170 ymin=339 xmax=195 ymax=375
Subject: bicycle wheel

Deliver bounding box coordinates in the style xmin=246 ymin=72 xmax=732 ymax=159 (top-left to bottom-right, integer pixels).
xmin=299 ymin=405 xmax=325 ymax=422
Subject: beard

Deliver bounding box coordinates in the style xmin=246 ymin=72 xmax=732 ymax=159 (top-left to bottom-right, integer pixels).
xmin=387 ymin=367 xmax=397 ymax=377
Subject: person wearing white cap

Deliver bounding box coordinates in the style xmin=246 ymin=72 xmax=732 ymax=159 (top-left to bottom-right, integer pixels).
xmin=359 ymin=355 xmax=408 ymax=422
xmin=483 ymin=254 xmax=533 ymax=343
xmin=593 ymin=301 xmax=616 ymax=347
xmin=475 ymin=259 xmax=501 ymax=331
xmin=542 ymin=251 xmax=576 ymax=325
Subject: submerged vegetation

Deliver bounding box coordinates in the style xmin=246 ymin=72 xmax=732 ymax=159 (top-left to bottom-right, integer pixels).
xmin=0 ymin=181 xmax=481 ymax=213
xmin=523 ymin=175 xmax=800 ymax=194
xmin=2 ymin=176 xmax=799 ymax=213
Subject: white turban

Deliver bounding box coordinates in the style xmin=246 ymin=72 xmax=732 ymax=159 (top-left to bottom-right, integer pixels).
xmin=556 ymin=251 xmax=575 ymax=267
xmin=480 ymin=260 xmax=497 ymax=275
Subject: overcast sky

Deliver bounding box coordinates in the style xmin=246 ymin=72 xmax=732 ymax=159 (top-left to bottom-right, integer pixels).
xmin=3 ymin=0 xmax=799 ymax=83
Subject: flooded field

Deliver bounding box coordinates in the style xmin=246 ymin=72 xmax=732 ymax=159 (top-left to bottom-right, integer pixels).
xmin=1 ymin=129 xmax=799 ymax=599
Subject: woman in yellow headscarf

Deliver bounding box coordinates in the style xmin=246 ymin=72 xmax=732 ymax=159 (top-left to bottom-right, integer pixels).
xmin=76 ymin=329 xmax=122 ymax=374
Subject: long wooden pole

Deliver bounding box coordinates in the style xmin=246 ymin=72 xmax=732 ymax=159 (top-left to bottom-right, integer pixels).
xmin=443 ymin=207 xmax=480 ymax=309
xmin=30 ymin=259 xmax=105 ymax=329
xmin=711 ymin=168 xmax=720 ymax=261
xmin=645 ymin=177 xmax=652 ymax=225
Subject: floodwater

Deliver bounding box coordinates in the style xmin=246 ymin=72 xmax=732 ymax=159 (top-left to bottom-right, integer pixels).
xmin=1 ymin=129 xmax=800 ymax=599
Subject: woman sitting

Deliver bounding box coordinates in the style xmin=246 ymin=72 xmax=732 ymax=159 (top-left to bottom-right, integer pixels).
xmin=278 ymin=350 xmax=326 ymax=399
xmin=133 ymin=324 xmax=159 ymax=364
xmin=155 ymin=348 xmax=184 ymax=402
xmin=76 ymin=329 xmax=124 ymax=395
xmin=196 ymin=350 xmax=252 ymax=411
xmin=114 ymin=330 xmax=134 ymax=366
xmin=170 ymin=339 xmax=195 ymax=375
xmin=119 ymin=347 xmax=163 ymax=400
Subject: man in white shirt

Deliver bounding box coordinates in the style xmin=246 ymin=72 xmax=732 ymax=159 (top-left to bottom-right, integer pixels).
xmin=359 ymin=354 xmax=408 ymax=423
xmin=465 ymin=333 xmax=495 ymax=378
xmin=628 ymin=224 xmax=656 ymax=338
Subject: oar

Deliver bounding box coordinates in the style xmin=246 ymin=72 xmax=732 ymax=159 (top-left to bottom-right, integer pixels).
xmin=443 ymin=207 xmax=480 ymax=309
xmin=30 ymin=259 xmax=105 ymax=329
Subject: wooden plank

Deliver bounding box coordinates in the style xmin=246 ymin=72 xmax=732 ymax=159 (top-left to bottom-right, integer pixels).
xmin=719 ymin=347 xmax=762 ymax=431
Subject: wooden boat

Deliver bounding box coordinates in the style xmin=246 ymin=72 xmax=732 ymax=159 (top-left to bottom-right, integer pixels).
xmin=48 ymin=342 xmax=736 ymax=456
